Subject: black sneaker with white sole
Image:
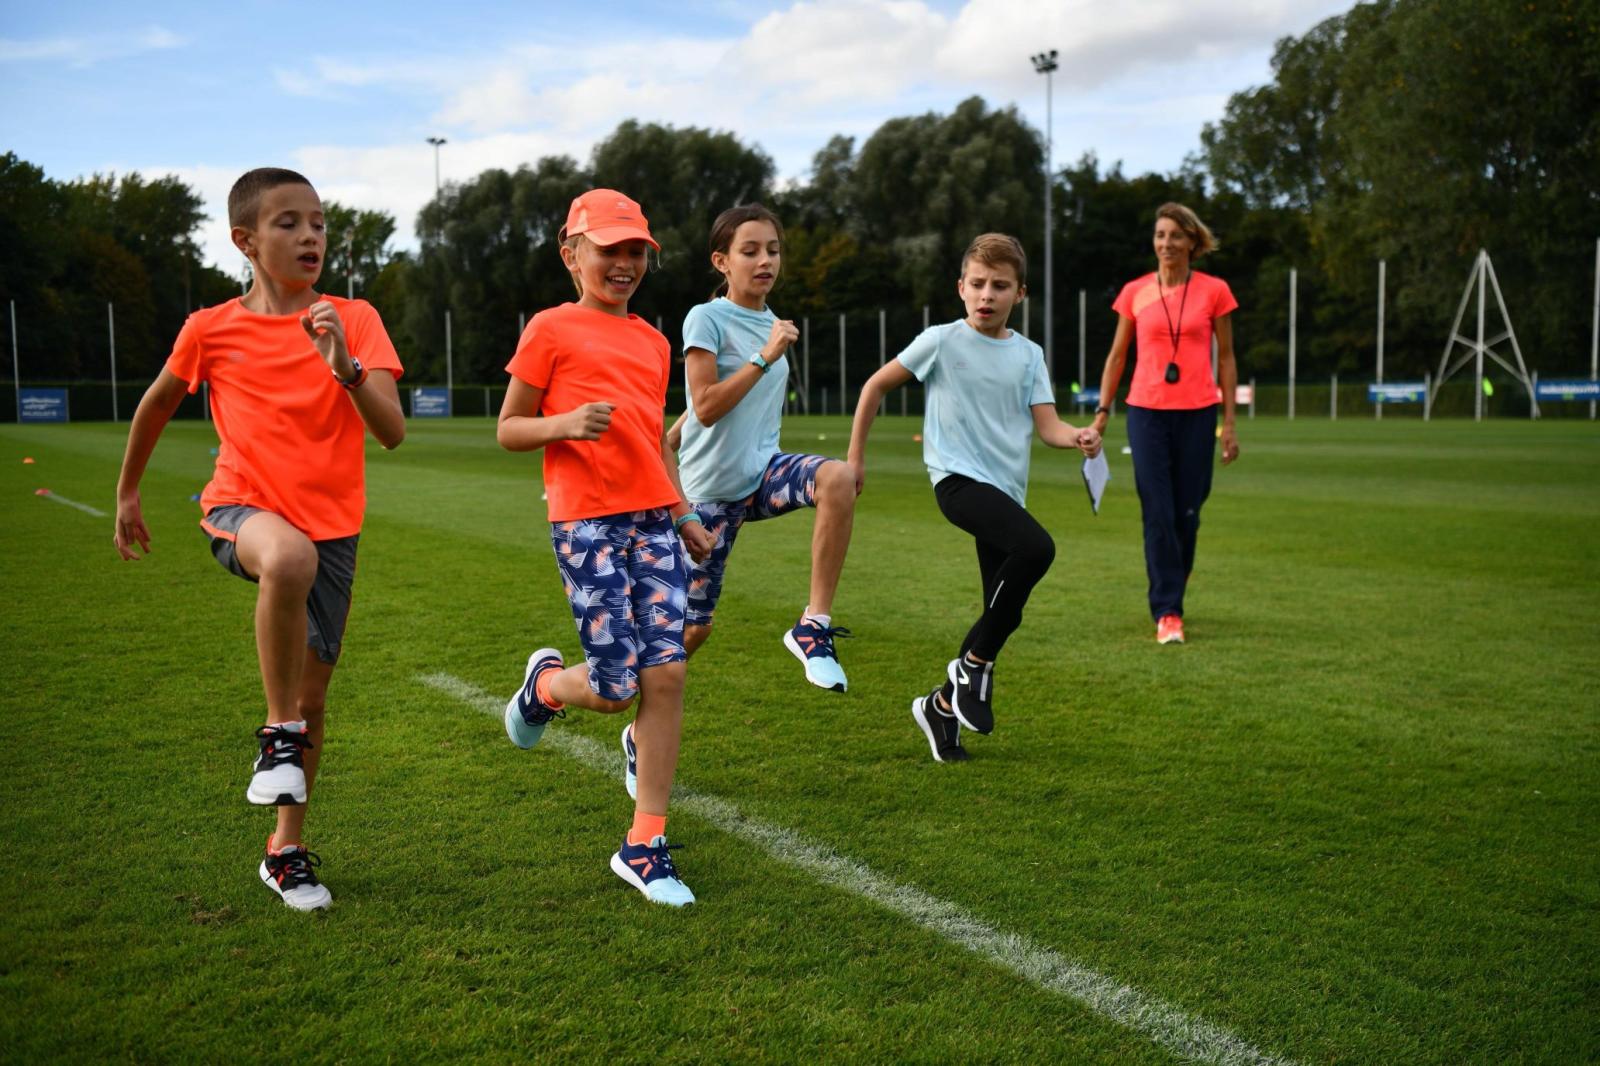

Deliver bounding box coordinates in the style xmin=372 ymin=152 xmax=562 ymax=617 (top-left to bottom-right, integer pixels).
xmin=248 ymin=724 xmax=310 ymax=805
xmin=946 ymin=656 xmax=995 ymax=735
xmin=912 ymin=688 xmax=969 ymax=762
xmin=259 ymin=839 xmax=332 ymax=911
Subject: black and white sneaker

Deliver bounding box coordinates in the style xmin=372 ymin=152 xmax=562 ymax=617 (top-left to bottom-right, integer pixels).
xmin=259 ymin=838 xmax=332 ymax=911
xmin=947 ymin=656 xmax=995 ymax=735
xmin=248 ymin=723 xmax=310 ymax=805
xmin=912 ymin=688 xmax=969 ymax=762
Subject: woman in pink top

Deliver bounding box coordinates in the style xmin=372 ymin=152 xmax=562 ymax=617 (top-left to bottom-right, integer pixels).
xmin=1092 ymin=203 xmax=1240 ymax=645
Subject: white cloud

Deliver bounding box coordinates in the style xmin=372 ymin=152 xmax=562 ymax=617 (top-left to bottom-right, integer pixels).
xmin=0 ymin=25 xmax=184 ymax=67
xmin=135 ymin=0 xmax=1349 ymax=272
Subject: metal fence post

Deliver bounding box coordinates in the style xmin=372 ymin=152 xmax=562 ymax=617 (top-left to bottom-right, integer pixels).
xmin=1288 ymin=268 xmax=1298 ymax=421
xmin=878 ymin=309 xmax=886 ymax=415
xmin=1330 ymin=372 xmax=1337 ymax=420
xmin=803 ymin=316 xmax=811 ymax=414
xmin=108 ymin=302 xmax=119 ymax=423
xmin=1376 ymin=259 xmax=1386 ymax=421
xmin=838 ymin=313 xmax=847 ymax=416
xmin=445 ymin=310 xmax=454 ymax=415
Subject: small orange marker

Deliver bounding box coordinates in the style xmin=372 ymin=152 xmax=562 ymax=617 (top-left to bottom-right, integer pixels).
xmin=912 ymin=434 xmax=923 ymax=442
xmin=23 ymin=457 xmax=35 ymax=464
xmin=34 ymin=488 xmax=50 ymax=496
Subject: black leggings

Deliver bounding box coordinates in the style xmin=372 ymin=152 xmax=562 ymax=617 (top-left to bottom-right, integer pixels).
xmin=933 ymin=474 xmax=1056 ymax=662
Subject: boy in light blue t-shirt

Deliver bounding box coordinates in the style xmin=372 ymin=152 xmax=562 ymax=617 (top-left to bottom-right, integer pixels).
xmin=849 ymin=233 xmax=1101 ymax=761
xmin=668 ymin=204 xmax=858 ymax=692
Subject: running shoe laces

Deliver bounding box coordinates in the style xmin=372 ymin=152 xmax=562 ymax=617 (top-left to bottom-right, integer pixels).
xmin=267 ymin=847 xmax=323 ymax=891
xmin=254 ymin=725 xmax=312 ymax=769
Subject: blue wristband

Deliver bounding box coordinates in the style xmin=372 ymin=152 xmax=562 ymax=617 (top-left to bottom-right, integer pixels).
xmin=674 ymin=511 xmax=702 ymax=531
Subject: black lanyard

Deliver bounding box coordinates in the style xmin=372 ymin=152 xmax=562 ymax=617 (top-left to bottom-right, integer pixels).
xmin=1157 ymin=270 xmax=1190 ymax=383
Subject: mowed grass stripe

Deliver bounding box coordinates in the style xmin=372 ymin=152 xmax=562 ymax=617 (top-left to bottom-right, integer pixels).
xmin=420 ymin=671 xmax=1297 ymax=1066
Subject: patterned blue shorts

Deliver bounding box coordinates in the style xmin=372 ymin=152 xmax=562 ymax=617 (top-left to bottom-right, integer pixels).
xmin=686 ymin=452 xmax=833 ymax=627
xmin=551 ymin=509 xmax=688 ymax=702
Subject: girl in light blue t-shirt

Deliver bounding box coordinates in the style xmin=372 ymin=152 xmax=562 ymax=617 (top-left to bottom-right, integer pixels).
xmin=667 ymin=204 xmax=858 ymax=693
xmin=849 ymin=233 xmax=1102 ymax=762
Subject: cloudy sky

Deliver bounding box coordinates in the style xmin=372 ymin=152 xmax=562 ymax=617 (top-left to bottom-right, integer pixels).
xmin=3 ymin=0 xmax=1349 ymax=275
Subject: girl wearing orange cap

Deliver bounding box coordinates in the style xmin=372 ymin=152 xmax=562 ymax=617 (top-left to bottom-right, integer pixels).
xmin=496 ymin=189 xmax=714 ymax=907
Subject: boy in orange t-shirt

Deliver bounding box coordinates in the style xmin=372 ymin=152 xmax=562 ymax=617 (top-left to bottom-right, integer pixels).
xmin=113 ymin=168 xmax=406 ymax=911
xmin=498 ymin=189 xmax=714 ymax=907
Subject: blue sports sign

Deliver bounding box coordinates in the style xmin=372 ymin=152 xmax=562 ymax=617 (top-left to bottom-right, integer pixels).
xmin=411 ymin=387 xmax=451 ymax=418
xmin=1534 ymin=379 xmax=1599 ymax=401
xmin=1368 ymin=382 xmax=1427 ymax=404
xmin=19 ymin=388 xmax=69 ymax=422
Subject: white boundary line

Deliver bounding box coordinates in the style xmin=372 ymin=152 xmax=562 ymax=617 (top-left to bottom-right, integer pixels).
xmin=419 ymin=672 xmax=1296 ymax=1066
xmin=35 ymin=490 xmax=107 ymax=517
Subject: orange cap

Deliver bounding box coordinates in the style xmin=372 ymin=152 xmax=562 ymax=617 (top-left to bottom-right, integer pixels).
xmin=560 ymin=189 xmax=659 ymax=251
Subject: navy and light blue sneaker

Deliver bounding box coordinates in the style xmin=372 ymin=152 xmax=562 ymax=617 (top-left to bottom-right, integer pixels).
xmin=783 ymin=619 xmax=851 ymax=692
xmin=504 ymin=648 xmax=566 ymax=749
xmin=622 ymin=721 xmax=638 ymax=799
xmin=610 ymin=834 xmax=694 ymax=907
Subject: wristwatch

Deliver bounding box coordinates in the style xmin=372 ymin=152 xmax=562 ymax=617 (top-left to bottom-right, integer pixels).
xmin=335 ymin=358 xmax=367 ymax=389
xmin=749 ymin=354 xmax=770 ymax=374
xmin=1094 ymin=405 xmax=1111 ymax=416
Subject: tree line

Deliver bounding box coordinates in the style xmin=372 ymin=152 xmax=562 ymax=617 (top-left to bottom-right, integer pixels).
xmin=3 ymin=0 xmax=1594 ymax=390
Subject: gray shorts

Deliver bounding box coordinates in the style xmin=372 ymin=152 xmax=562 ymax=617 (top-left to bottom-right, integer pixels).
xmin=201 ymin=505 xmax=359 ymax=665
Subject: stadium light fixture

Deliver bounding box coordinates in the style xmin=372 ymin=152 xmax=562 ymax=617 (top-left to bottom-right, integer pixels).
xmin=426 ymin=136 xmax=447 ymax=197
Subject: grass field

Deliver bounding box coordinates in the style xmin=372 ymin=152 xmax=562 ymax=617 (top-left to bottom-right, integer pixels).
xmin=2 ymin=414 xmax=1597 ymax=1064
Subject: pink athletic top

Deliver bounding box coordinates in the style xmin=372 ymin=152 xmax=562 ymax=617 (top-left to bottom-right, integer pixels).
xmin=1112 ymin=270 xmax=1237 ymax=410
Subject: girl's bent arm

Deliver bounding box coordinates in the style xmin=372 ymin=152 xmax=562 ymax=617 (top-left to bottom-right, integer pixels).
xmin=114 ymin=369 xmax=190 ymax=559
xmin=496 ymin=378 xmax=612 ymax=451
xmin=684 ymin=348 xmax=762 ymax=427
xmin=847 ymin=359 xmax=915 ymax=491
xmin=1091 ymin=314 xmax=1135 ymax=436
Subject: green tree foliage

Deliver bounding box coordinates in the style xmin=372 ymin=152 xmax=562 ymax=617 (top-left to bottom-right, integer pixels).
xmin=322 ymin=201 xmax=398 ymax=301
xmin=1202 ymin=0 xmax=1600 ymax=377
xmin=0 ymin=155 xmax=236 ymax=381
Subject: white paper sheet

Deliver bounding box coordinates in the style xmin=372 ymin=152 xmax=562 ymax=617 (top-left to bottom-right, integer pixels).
xmin=1082 ymin=452 xmax=1110 ymax=515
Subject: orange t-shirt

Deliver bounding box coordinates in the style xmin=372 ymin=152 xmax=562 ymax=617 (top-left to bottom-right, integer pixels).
xmin=165 ymin=296 xmax=404 ymax=540
xmin=1112 ymin=271 xmax=1238 ymax=410
xmin=506 ymin=303 xmax=678 ymax=522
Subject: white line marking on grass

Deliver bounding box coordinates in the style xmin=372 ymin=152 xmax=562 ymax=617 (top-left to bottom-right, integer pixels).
xmin=419 ymin=671 xmax=1296 ymax=1066
xmin=34 ymin=489 xmax=107 ymax=517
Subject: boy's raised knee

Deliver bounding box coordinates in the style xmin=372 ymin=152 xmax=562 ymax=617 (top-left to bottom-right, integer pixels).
xmin=258 ymin=538 xmax=318 ymax=589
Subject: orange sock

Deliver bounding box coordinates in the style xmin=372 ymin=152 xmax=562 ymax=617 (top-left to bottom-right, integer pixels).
xmin=535 ymin=667 xmax=564 ymax=710
xmin=628 ymin=811 xmax=667 ymax=846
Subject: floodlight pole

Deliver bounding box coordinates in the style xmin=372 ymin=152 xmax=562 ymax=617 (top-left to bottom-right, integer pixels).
xmin=1078 ymin=289 xmax=1087 ymax=396
xmin=346 ymin=230 xmax=355 ymax=300
xmin=426 ymin=136 xmax=447 ymax=197
xmin=1032 ymin=50 xmax=1059 ymax=383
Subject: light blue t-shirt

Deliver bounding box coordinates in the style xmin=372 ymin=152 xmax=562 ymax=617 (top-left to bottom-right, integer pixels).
xmin=897 ymin=321 xmax=1055 ymax=505
xmin=678 ymin=297 xmax=791 ymax=502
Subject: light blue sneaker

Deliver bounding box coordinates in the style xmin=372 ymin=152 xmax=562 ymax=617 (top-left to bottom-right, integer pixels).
xmin=504 ymin=648 xmax=565 ymax=749
xmin=610 ymin=834 xmax=694 ymax=907
xmin=621 ymin=721 xmax=638 ymax=799
xmin=782 ymin=619 xmax=851 ymax=692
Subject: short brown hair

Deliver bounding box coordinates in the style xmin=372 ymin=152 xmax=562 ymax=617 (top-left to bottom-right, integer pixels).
xmin=1154 ymin=202 xmax=1217 ymax=258
xmin=960 ymin=233 xmax=1027 ymax=286
xmin=228 ymin=167 xmax=314 ymax=229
